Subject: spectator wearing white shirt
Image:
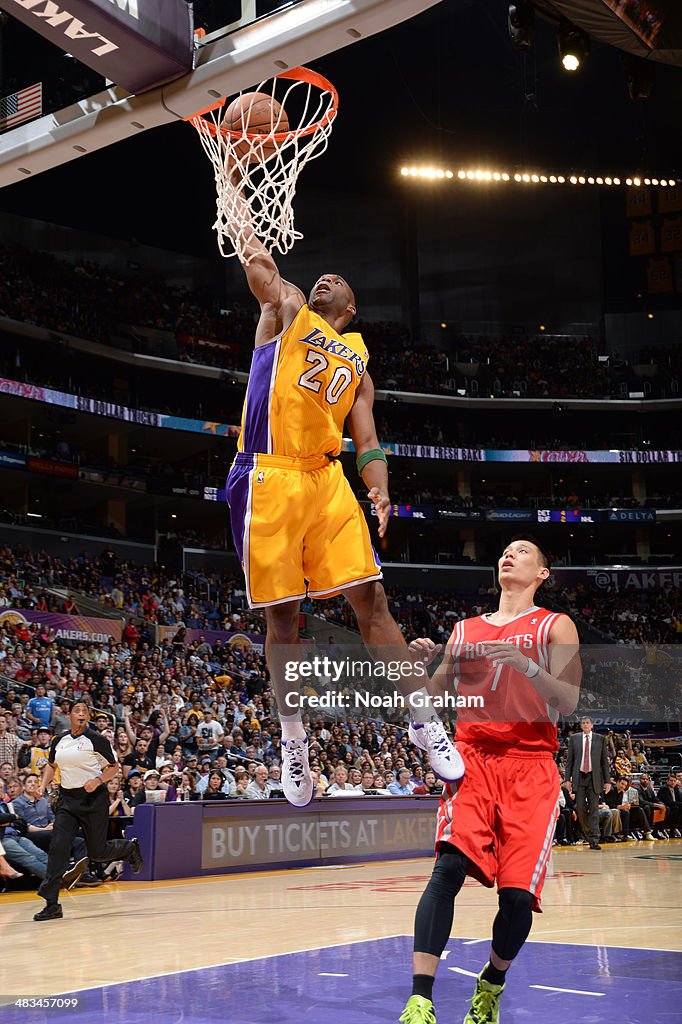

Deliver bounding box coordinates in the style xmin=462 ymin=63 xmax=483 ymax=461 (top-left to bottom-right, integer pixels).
xmin=195 ymin=710 xmax=224 ymax=757
xmin=326 ymin=765 xmax=354 ymax=795
xmin=245 ymin=765 xmax=270 ymax=800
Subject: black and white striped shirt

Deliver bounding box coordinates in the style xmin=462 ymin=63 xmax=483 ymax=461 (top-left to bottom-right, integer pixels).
xmin=48 ymin=729 xmax=117 ymax=789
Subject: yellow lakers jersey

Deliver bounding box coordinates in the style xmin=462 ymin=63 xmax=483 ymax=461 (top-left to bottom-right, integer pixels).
xmin=237 ymin=305 xmax=368 ymax=458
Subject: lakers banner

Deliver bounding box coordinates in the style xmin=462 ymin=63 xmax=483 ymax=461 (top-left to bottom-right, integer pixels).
xmin=626 ymin=187 xmax=652 ymax=218
xmin=629 ymin=220 xmax=656 ymax=256
xmin=548 ymin=567 xmax=682 ymax=592
xmin=647 ymin=257 xmax=673 ymax=294
xmin=659 ymin=186 xmax=682 ymax=215
xmin=661 ymin=217 xmax=682 ymax=253
xmin=0 ymin=0 xmax=193 ymax=94
xmin=0 ymin=608 xmax=122 ymax=643
xmin=156 ymin=625 xmax=264 ymax=655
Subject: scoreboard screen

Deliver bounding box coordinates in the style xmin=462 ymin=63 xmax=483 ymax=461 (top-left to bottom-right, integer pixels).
xmin=536 ymin=509 xmax=603 ymax=524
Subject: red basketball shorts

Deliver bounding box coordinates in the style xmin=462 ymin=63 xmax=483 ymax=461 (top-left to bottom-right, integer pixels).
xmin=435 ymin=741 xmax=561 ymax=912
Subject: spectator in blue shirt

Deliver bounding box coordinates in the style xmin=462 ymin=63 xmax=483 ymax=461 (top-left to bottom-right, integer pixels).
xmin=12 ymin=775 xmax=56 ymax=851
xmin=388 ymin=768 xmax=416 ymax=796
xmin=26 ymin=685 xmax=54 ymax=729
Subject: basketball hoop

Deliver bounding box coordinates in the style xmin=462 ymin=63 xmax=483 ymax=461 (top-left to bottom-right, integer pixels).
xmin=186 ymin=67 xmax=338 ymax=263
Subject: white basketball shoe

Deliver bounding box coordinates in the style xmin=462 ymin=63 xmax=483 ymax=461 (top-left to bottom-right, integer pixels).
xmin=408 ymin=719 xmax=465 ymax=782
xmin=281 ymin=736 xmax=313 ymax=807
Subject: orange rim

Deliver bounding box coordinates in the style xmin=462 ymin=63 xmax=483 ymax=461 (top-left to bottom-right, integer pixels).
xmin=184 ymin=66 xmax=338 ymax=144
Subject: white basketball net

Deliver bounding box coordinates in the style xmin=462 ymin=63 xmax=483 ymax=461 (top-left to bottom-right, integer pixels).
xmin=189 ymin=68 xmax=338 ymax=263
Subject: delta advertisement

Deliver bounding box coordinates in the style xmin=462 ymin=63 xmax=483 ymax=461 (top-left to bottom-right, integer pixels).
xmin=0 ymin=608 xmax=123 ymax=643
xmin=2 ymin=376 xmax=682 ymax=464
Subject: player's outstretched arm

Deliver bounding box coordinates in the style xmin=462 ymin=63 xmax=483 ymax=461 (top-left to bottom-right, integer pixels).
xmin=346 ymin=373 xmax=391 ymax=537
xmin=409 ymin=636 xmax=454 ymax=699
xmin=226 ymin=164 xmax=301 ymax=311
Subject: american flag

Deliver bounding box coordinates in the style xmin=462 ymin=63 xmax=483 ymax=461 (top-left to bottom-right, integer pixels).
xmin=0 ymin=82 xmax=43 ymax=132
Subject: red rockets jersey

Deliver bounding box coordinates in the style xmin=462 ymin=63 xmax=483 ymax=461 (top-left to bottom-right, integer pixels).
xmin=448 ymin=606 xmax=568 ymax=752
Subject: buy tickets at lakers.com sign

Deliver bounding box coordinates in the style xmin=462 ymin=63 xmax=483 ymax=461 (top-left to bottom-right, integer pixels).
xmin=1 ymin=0 xmax=193 ymax=94
xmin=202 ymin=803 xmax=438 ymax=869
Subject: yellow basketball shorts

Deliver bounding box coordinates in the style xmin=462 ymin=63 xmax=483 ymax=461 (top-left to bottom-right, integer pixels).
xmin=226 ymin=452 xmax=382 ymax=608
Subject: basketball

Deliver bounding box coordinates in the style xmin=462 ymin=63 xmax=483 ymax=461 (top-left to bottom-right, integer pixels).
xmin=221 ymin=92 xmax=289 ymax=163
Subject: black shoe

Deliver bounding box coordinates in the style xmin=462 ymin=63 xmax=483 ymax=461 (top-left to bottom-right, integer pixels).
xmin=602 ymin=836 xmax=616 ymax=843
xmin=588 ymin=841 xmax=601 ymax=850
xmin=75 ymin=872 xmax=102 ymax=887
xmin=62 ymin=857 xmax=89 ymax=891
xmin=127 ymin=838 xmax=144 ymax=875
xmin=34 ymin=903 xmax=63 ymax=921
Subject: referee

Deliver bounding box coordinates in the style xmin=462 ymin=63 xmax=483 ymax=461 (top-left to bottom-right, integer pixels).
xmin=35 ymin=702 xmax=143 ymax=921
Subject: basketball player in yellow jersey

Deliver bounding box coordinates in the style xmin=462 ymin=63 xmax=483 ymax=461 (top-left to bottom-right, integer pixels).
xmin=225 ymin=178 xmax=464 ymax=806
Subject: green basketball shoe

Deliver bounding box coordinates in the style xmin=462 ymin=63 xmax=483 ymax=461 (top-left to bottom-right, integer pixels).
xmin=398 ymin=994 xmax=437 ymax=1024
xmin=462 ymin=966 xmax=505 ymax=1024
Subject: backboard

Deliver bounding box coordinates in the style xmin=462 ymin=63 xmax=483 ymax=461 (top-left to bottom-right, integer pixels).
xmin=0 ymin=0 xmax=442 ymax=188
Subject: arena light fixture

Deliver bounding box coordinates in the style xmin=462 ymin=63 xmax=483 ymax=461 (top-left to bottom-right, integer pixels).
xmin=508 ymin=1 xmax=534 ymax=51
xmin=399 ymin=166 xmax=679 ymax=189
xmin=559 ymin=17 xmax=589 ymax=72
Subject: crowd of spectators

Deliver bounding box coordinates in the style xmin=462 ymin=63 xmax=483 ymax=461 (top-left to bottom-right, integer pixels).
xmin=0 ymin=543 xmax=260 ymax=632
xmin=2 ymin=244 xmax=680 ymax=401
xmin=0 ymin=535 xmax=680 ymax=885
xmin=552 ymin=583 xmax=682 ymax=645
xmin=556 ymin=763 xmax=682 ymax=846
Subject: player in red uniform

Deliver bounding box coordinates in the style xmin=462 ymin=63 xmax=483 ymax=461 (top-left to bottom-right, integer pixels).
xmin=399 ymin=536 xmax=581 ymax=1024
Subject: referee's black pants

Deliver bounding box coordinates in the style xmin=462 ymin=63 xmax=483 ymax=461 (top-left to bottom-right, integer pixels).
xmin=38 ymin=786 xmax=136 ymax=905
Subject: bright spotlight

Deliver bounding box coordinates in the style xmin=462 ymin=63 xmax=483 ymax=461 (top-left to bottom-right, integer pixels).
xmin=401 ymin=167 xmax=409 ymax=176
xmin=558 ymin=17 xmax=589 ymax=72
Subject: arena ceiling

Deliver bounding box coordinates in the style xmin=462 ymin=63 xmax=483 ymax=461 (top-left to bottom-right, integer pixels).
xmin=532 ymin=0 xmax=682 ymax=66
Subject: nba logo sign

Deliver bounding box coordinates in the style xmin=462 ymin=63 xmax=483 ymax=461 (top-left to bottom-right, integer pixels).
xmin=530 ymin=617 xmax=537 ymax=624
xmin=257 ymin=471 xmax=264 ymax=484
